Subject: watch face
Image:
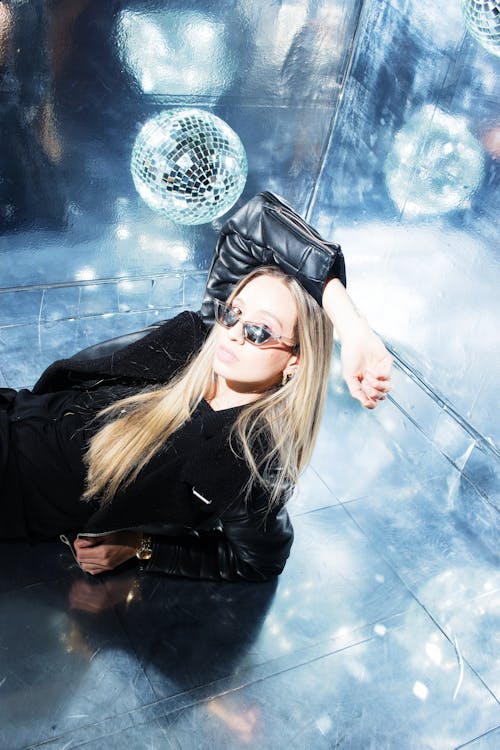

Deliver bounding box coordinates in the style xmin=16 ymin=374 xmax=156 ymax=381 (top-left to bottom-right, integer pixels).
xmin=136 ymin=537 xmax=153 ymax=560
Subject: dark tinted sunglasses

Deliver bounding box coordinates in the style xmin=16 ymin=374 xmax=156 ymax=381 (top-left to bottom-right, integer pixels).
xmin=213 ymin=299 xmax=297 ymax=349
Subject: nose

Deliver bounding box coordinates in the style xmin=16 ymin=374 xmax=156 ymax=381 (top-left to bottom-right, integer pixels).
xmin=227 ymin=320 xmax=245 ymax=344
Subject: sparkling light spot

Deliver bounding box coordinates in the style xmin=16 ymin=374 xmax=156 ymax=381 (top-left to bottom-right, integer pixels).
xmin=75 ymin=267 xmax=97 ymax=281
xmin=413 ymin=681 xmax=429 ymax=701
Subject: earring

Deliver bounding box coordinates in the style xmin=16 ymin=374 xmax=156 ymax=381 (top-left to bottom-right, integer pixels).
xmin=282 ymin=370 xmax=293 ymax=386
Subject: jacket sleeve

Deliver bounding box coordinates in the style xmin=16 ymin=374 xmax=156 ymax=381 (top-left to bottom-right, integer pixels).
xmin=201 ymin=191 xmax=346 ymax=324
xmin=144 ymin=496 xmax=294 ymax=582
xmin=32 ymin=310 xmax=208 ymax=394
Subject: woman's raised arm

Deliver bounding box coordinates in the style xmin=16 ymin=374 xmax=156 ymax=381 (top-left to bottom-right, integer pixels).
xmin=322 ymin=279 xmax=392 ymax=409
xmin=202 ymin=192 xmax=392 ymax=407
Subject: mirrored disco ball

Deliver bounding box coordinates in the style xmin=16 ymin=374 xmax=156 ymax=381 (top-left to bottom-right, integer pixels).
xmin=384 ymin=106 xmax=484 ymax=216
xmin=131 ymin=109 xmax=247 ymax=225
xmin=462 ymin=0 xmax=500 ymax=57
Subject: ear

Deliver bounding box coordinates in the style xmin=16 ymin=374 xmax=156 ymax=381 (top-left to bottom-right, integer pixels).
xmin=284 ymin=351 xmax=300 ymax=377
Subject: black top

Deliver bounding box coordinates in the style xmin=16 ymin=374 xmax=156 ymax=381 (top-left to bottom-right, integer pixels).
xmin=2 ymin=385 xmax=242 ymax=541
xmin=0 ymin=192 xmax=345 ymax=580
xmin=4 ymin=384 xmax=133 ymax=538
xmin=1 ymin=311 xmax=294 ymax=584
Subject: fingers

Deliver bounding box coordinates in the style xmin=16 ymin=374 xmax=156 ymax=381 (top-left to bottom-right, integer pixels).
xmin=78 ymin=557 xmax=109 ymax=575
xmin=346 ymin=374 xmax=391 ymax=410
xmin=345 ymin=377 xmax=376 ymax=409
xmin=73 ymin=536 xmax=119 ymax=574
xmin=362 ymin=374 xmax=392 ymax=399
xmin=74 ymin=536 xmax=105 ymax=551
xmin=75 ymin=542 xmax=111 ymax=574
xmin=373 ymin=353 xmax=394 ymax=379
xmin=75 ymin=536 xmax=137 ymax=575
xmin=78 ymin=557 xmax=113 ymax=575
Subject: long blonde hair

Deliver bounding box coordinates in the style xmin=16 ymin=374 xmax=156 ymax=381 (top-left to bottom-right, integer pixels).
xmin=83 ymin=267 xmax=334 ymax=508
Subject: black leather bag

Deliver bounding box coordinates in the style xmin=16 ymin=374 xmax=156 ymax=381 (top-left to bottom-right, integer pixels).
xmin=45 ymin=192 xmax=345 ymax=368
xmin=201 ymin=191 xmax=345 ymax=323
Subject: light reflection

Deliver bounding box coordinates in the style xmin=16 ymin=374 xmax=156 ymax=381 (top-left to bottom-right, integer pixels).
xmin=316 ymin=714 xmax=333 ymax=736
xmin=425 ymin=642 xmax=442 ymax=666
xmin=116 ymin=10 xmax=234 ymax=96
xmin=345 ymin=655 xmax=369 ymax=683
xmin=74 ymin=267 xmax=97 ymax=282
xmin=335 ymin=626 xmax=351 ymax=639
xmin=413 ymin=680 xmax=429 ymax=700
xmin=115 ymin=226 xmax=130 ymax=240
xmin=118 ymin=280 xmax=134 ymax=293
xmin=137 ymin=234 xmax=189 ymax=263
xmin=403 ymin=0 xmax=465 ymax=48
xmin=273 ymin=2 xmax=307 ymax=57
xmin=207 ymin=699 xmax=259 ymax=745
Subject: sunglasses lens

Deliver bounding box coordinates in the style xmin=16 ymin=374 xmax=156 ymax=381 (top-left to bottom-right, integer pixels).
xmin=244 ymin=323 xmax=272 ymax=345
xmin=214 ymin=300 xmax=277 ymax=346
xmin=214 ymin=301 xmax=237 ymax=327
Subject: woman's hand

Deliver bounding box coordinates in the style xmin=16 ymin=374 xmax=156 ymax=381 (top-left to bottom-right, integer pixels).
xmin=322 ymin=278 xmax=393 ymax=409
xmin=74 ymin=531 xmax=142 ymax=575
xmin=340 ymin=321 xmax=392 ymax=409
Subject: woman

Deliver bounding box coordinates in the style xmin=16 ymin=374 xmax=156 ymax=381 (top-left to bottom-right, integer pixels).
xmin=0 ymin=193 xmax=392 ymax=581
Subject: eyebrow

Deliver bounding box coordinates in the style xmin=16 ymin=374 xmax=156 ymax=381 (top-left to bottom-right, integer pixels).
xmin=232 ymin=296 xmax=283 ymax=328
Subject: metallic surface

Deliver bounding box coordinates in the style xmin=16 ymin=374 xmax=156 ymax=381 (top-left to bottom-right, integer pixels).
xmin=0 ymin=389 xmax=498 ymax=749
xmin=0 ymin=1 xmax=498 ymax=747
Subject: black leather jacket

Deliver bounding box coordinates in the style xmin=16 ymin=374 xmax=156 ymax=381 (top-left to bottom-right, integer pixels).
xmin=34 ymin=192 xmax=345 ymax=582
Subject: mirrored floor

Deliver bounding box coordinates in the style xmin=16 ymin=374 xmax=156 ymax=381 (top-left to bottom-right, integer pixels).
xmin=1 ymin=387 xmax=498 ymax=750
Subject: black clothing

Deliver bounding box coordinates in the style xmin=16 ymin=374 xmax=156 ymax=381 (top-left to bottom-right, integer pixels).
xmin=4 ymin=384 xmax=133 ymax=538
xmin=2 ymin=191 xmax=345 ymax=582
xmin=201 ymin=191 xmax=346 ymax=323
xmin=32 ymin=309 xmax=208 ymax=396
xmin=33 ymin=193 xmax=347 ymax=394
xmin=1 ymin=315 xmax=294 ymax=582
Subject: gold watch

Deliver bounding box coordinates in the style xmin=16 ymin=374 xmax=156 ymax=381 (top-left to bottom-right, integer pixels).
xmin=136 ymin=534 xmax=153 ymax=561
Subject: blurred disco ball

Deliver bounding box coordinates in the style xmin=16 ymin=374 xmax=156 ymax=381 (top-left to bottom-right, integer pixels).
xmin=462 ymin=0 xmax=500 ymax=57
xmin=384 ymin=106 xmax=484 ymax=216
xmin=131 ymin=109 xmax=247 ymax=225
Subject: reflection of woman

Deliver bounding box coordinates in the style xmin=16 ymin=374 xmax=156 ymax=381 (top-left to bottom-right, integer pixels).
xmin=0 ymin=194 xmax=391 ymax=581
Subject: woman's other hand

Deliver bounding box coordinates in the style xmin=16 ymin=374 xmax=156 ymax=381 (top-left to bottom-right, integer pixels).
xmin=340 ymin=321 xmax=392 ymax=409
xmin=322 ymin=278 xmax=393 ymax=409
xmin=74 ymin=531 xmax=142 ymax=575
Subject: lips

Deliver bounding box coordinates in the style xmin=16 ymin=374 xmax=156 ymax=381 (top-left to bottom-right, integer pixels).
xmin=216 ymin=345 xmax=239 ymax=364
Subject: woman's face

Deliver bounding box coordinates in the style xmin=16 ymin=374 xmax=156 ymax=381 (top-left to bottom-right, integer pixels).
xmin=213 ymin=275 xmax=300 ymax=396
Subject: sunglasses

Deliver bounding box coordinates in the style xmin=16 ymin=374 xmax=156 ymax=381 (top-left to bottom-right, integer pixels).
xmin=213 ymin=299 xmax=297 ymax=349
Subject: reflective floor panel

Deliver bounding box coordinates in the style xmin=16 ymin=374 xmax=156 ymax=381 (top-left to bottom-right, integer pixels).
xmin=0 ymin=392 xmax=498 ymax=750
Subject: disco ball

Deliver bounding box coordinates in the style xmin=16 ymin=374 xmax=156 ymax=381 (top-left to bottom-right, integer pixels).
xmin=462 ymin=1 xmax=500 ymax=57
xmin=384 ymin=106 xmax=484 ymax=216
xmin=130 ymin=109 xmax=247 ymax=225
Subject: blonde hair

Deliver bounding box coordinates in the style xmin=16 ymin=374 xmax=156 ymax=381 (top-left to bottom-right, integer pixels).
xmin=83 ymin=267 xmax=334 ymax=509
